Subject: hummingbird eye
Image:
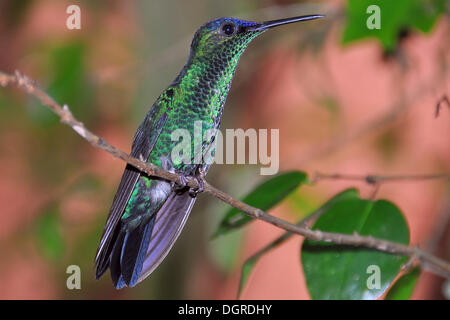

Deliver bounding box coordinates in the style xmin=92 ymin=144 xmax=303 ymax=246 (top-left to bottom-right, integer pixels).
xmin=221 ymin=23 xmax=236 ymax=36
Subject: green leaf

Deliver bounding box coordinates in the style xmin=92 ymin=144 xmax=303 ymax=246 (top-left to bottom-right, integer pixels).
xmin=302 ymin=198 xmax=410 ymax=300
xmin=342 ymin=0 xmax=445 ymax=51
xmin=385 ymin=267 xmax=421 ymax=300
xmin=238 ymin=253 xmax=260 ymax=297
xmin=71 ymin=173 xmax=103 ymax=192
xmin=35 ymin=207 xmax=65 ymax=260
xmin=208 ymin=228 xmax=243 ymax=274
xmin=212 ymin=171 xmax=308 ymax=239
xmin=237 ymin=188 xmax=359 ymax=297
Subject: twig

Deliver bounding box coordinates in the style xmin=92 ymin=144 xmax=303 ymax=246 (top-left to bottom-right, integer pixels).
xmin=1 ymin=70 xmax=449 ymax=278
xmin=312 ymin=172 xmax=450 ymax=185
xmin=435 ymin=94 xmax=450 ymax=118
xmin=312 ymin=172 xmax=450 ymax=201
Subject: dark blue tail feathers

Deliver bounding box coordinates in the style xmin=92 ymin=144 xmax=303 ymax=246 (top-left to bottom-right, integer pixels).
xmin=110 ymin=217 xmax=156 ymax=289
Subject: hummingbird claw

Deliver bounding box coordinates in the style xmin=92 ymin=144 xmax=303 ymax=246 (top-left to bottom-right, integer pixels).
xmin=188 ymin=167 xmax=206 ymax=198
xmin=173 ymin=175 xmax=189 ymax=193
xmin=172 ymin=168 xmax=206 ymax=197
xmin=188 ymin=176 xmax=204 ymax=198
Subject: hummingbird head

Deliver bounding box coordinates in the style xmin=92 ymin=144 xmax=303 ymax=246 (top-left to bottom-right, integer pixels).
xmin=172 ymin=15 xmax=323 ymax=91
xmin=189 ymin=15 xmax=324 ymax=61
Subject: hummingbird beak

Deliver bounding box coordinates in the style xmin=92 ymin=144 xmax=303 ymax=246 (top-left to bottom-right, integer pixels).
xmin=249 ymin=14 xmax=324 ymax=32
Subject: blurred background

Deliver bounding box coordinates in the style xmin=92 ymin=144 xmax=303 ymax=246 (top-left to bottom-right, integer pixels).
xmin=0 ymin=0 xmax=449 ymax=299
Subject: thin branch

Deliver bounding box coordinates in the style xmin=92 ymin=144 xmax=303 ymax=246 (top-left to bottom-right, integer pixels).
xmin=312 ymin=172 xmax=450 ymax=185
xmin=1 ymin=70 xmax=449 ymax=278
xmin=435 ymin=94 xmax=450 ymax=118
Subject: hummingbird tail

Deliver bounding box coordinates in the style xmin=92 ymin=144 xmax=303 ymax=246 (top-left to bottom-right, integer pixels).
xmin=109 ymin=217 xmax=156 ymax=289
xmin=95 ymin=188 xmax=197 ymax=288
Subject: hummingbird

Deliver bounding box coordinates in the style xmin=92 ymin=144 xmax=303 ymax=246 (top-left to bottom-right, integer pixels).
xmin=95 ymin=14 xmax=323 ymax=289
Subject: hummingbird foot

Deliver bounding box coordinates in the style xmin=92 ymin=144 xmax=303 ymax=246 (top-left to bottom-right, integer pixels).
xmin=188 ymin=168 xmax=205 ymax=198
xmin=173 ymin=168 xmax=205 ymax=198
xmin=173 ymin=175 xmax=189 ymax=193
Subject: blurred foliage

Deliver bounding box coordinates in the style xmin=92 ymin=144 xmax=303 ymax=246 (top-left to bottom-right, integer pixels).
xmin=375 ymin=128 xmax=401 ymax=162
xmin=343 ymin=0 xmax=446 ymax=51
xmin=207 ymin=168 xmax=260 ymax=275
xmin=34 ymin=206 xmax=65 ymax=261
xmin=209 ymin=227 xmax=244 ymax=274
xmin=2 ymin=0 xmax=34 ymax=28
xmin=29 ymin=42 xmax=93 ymax=127
xmin=302 ymin=196 xmax=409 ymax=300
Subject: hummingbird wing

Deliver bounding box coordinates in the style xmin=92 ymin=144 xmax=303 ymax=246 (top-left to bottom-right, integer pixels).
xmin=136 ymin=132 xmax=217 ymax=284
xmin=137 ymin=191 xmax=196 ymax=283
xmin=95 ymin=102 xmax=168 ymax=278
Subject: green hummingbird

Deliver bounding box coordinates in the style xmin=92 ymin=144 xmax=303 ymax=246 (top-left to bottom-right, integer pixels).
xmin=95 ymin=14 xmax=323 ymax=288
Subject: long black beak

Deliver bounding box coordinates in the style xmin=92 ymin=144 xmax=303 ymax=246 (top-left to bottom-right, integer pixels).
xmin=250 ymin=14 xmax=324 ymax=32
